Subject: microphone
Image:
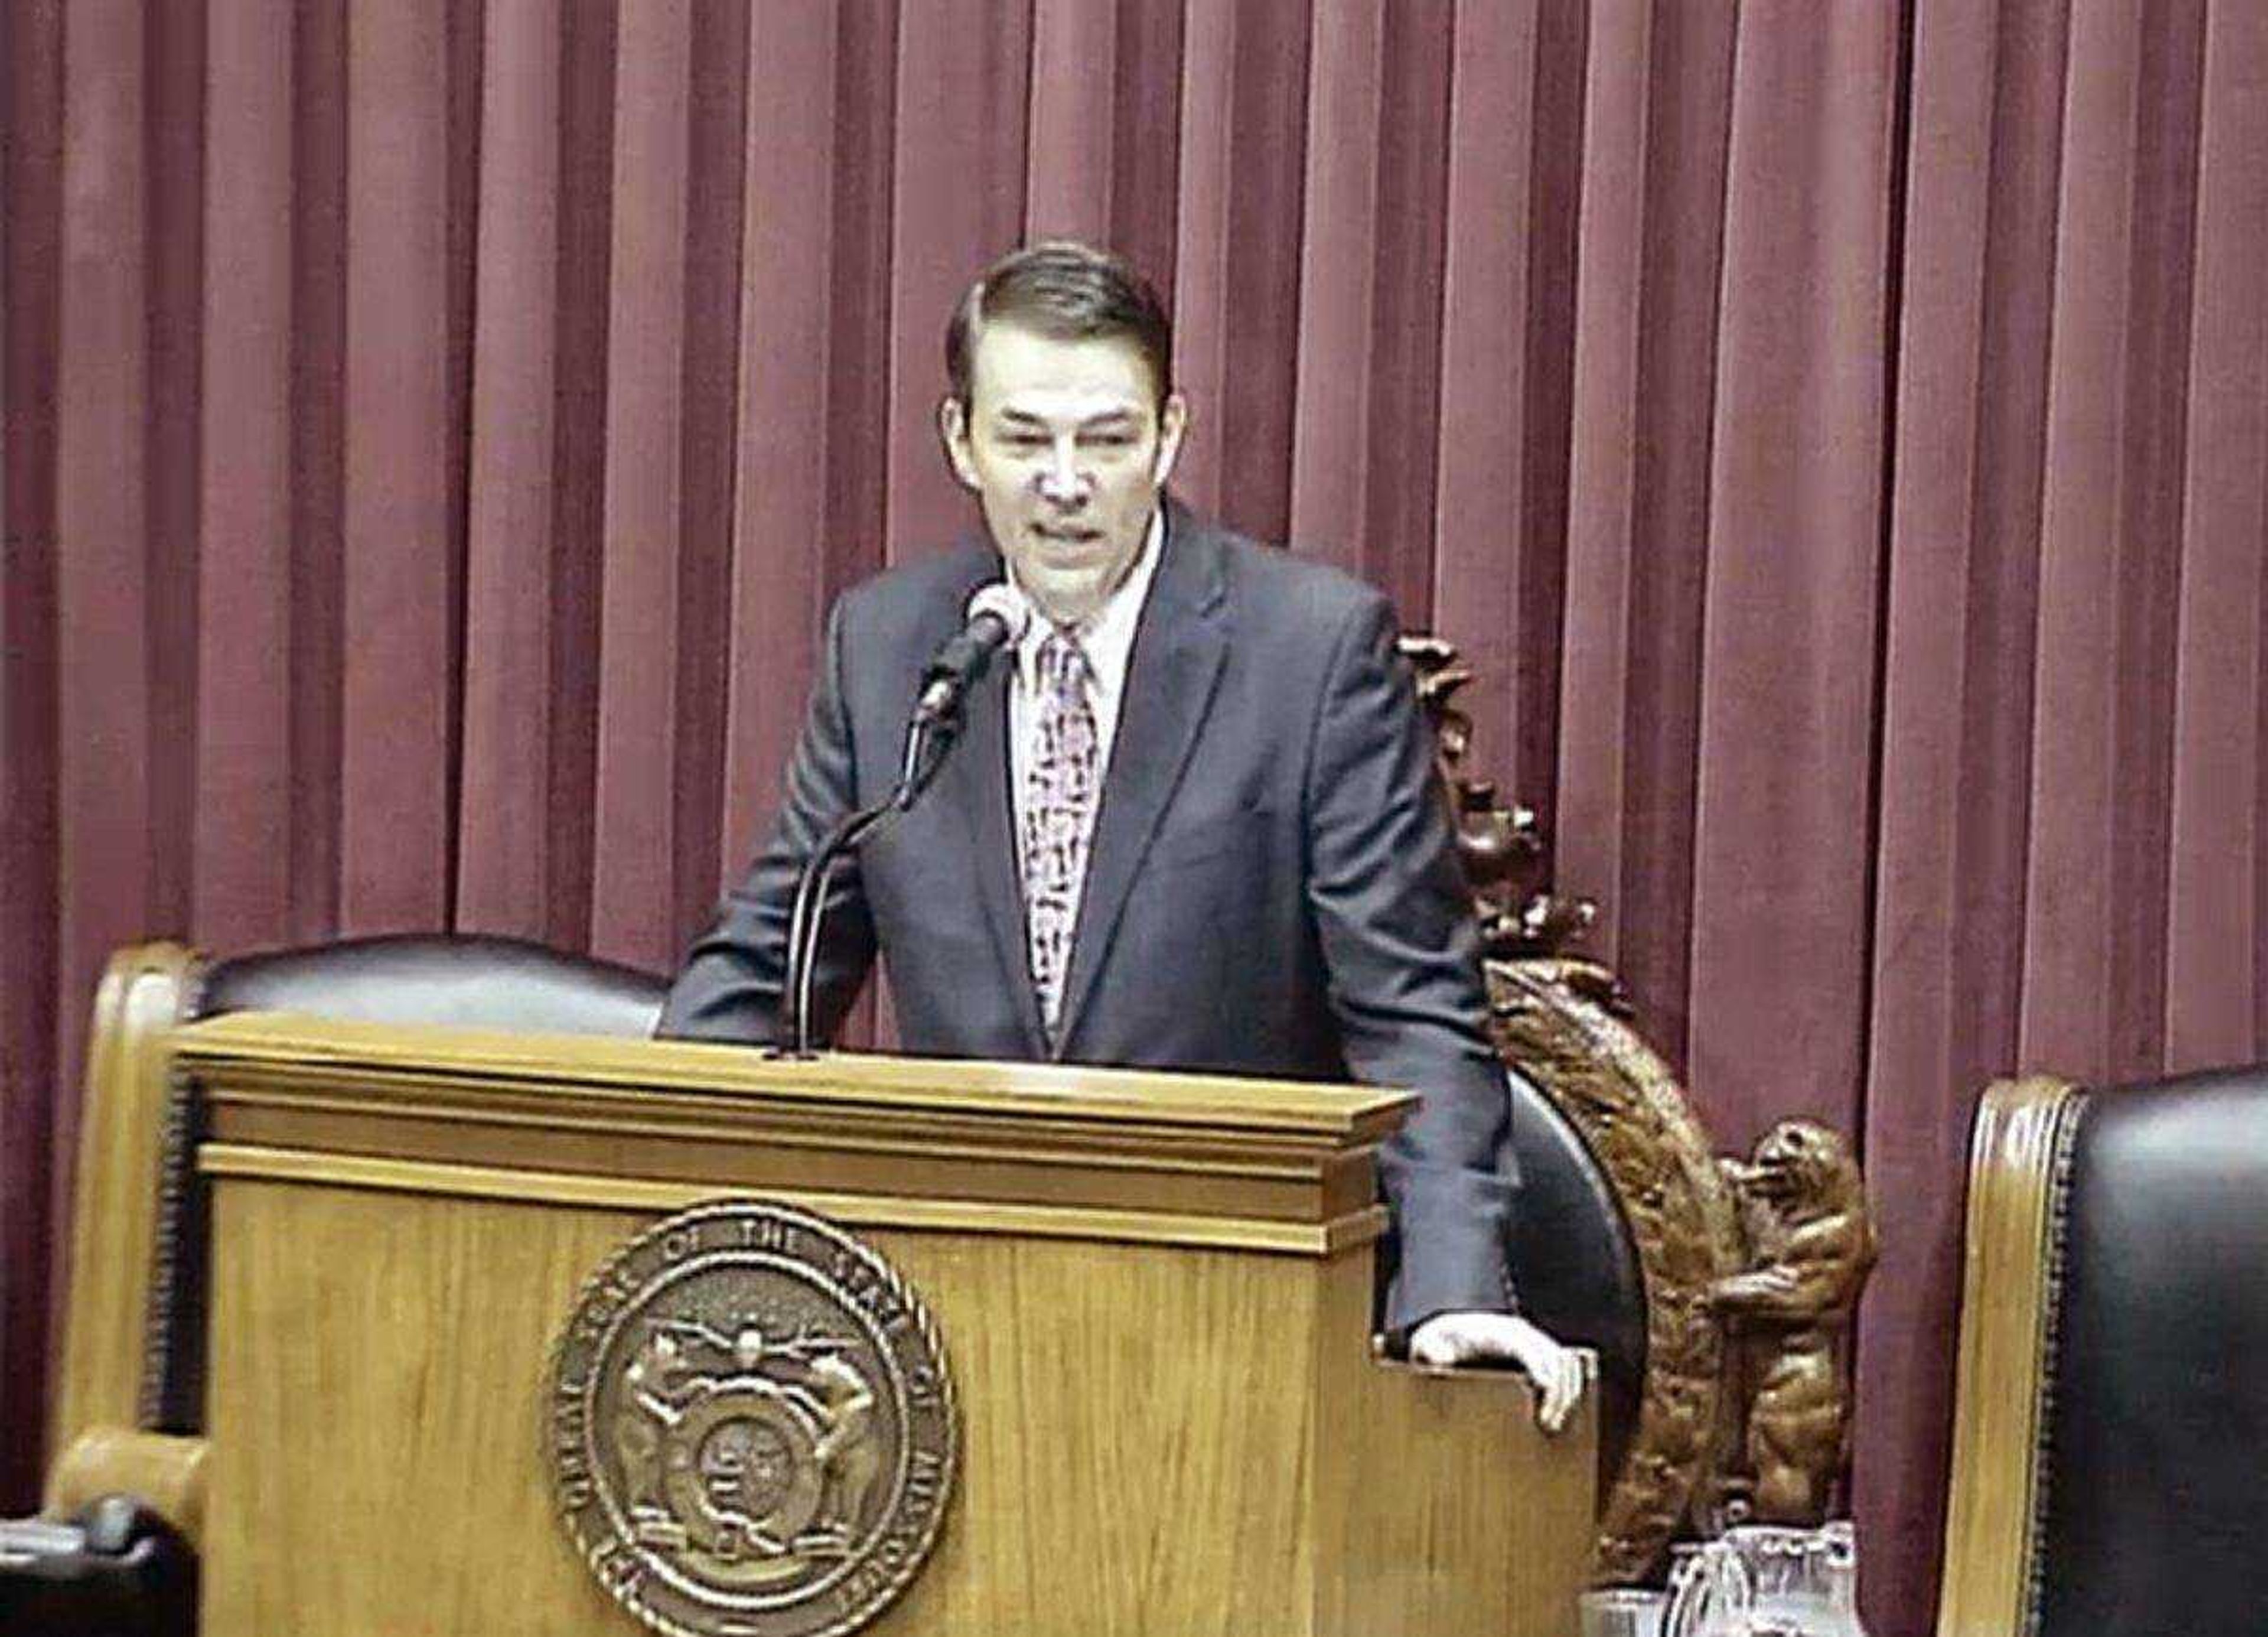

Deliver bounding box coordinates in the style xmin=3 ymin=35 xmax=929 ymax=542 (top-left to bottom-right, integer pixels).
xmin=914 ymin=582 xmax=1031 ymax=725
xmin=777 ymin=581 xmax=1031 ymax=1057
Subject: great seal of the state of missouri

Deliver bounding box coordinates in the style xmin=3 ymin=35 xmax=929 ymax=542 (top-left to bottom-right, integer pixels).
xmin=545 ymin=1200 xmax=958 ymax=1637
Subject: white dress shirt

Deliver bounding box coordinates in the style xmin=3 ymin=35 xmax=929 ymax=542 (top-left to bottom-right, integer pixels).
xmin=1006 ymin=505 xmax=1165 ymax=874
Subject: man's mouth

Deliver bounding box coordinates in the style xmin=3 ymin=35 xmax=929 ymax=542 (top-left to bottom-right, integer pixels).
xmin=1032 ymin=523 xmax=1102 ymax=546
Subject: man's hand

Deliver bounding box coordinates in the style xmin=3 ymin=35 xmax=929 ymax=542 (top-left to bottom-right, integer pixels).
xmin=1406 ymin=1311 xmax=1585 ymax=1433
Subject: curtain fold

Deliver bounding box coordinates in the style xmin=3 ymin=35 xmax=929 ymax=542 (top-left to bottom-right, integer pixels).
xmin=6 ymin=6 xmax=2266 ymax=1632
xmin=0 ymin=0 xmax=64 ymax=1518
xmin=1683 ymin=3 xmax=1898 ymax=1142
xmin=1858 ymin=0 xmax=2067 ymax=1600
xmin=2169 ymin=0 xmax=2268 ymax=1065
xmin=457 ymin=0 xmax=568 ymax=943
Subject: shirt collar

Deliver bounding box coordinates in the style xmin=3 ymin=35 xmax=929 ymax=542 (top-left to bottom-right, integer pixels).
xmin=1008 ymin=505 xmax=1165 ymax=705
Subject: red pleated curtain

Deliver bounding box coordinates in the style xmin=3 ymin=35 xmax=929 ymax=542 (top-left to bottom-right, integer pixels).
xmin=5 ymin=6 xmax=2266 ymax=1633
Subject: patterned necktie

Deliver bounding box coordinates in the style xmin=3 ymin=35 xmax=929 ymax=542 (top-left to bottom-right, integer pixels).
xmin=1022 ymin=630 xmax=1100 ymax=1041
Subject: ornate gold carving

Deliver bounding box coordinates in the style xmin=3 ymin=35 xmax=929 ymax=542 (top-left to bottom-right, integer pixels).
xmin=1710 ymin=1121 xmax=1877 ymax=1525
xmin=1402 ymin=636 xmax=1596 ymax=963
xmin=1403 ymin=633 xmax=1875 ymax=1583
xmin=548 ymin=1202 xmax=956 ymax=1637
xmin=1487 ymin=959 xmax=1745 ymax=1584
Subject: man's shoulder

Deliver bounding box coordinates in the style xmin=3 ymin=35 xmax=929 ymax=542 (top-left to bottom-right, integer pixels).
xmin=1185 ymin=510 xmax=1394 ymax=638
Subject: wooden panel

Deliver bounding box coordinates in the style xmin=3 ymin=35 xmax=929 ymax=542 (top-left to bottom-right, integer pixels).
xmin=1316 ymin=1253 xmax=1595 ymax=1637
xmin=1933 ymin=1075 xmax=2080 ymax=1637
xmin=198 ymin=1143 xmax=1388 ymax=1257
xmin=201 ymin=1171 xmax=1587 ymax=1637
xmin=203 ymin=1180 xmax=1318 ymax=1635
xmin=177 ymin=1016 xmax=1402 ymax=1233
xmin=171 ymin=1012 xmax=1415 ymax=1135
xmin=189 ymin=1019 xmax=1588 ymax=1635
xmin=203 ymin=1182 xmax=627 ymax=1635
xmin=201 ymin=1098 xmax=1371 ymax=1229
xmin=862 ymin=1223 xmax=1318 ymax=1635
xmin=1334 ymin=1358 xmax=1592 ymax=1637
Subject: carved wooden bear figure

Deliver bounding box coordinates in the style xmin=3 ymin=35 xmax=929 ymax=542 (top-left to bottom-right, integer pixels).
xmin=1710 ymin=1120 xmax=1877 ymax=1523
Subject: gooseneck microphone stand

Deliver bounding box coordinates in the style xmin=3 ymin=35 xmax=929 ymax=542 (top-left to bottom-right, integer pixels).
xmin=775 ymin=710 xmax=956 ymax=1057
xmin=777 ymin=584 xmax=1027 ymax=1057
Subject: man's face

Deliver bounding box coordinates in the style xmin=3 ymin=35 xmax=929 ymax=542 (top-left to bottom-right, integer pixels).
xmin=940 ymin=320 xmax=1187 ymax=627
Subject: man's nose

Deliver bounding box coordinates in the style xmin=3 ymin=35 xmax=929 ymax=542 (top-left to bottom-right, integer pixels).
xmin=1034 ymin=443 xmax=1090 ymax=506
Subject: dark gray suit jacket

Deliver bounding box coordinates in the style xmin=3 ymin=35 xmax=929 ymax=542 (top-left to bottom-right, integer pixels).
xmin=659 ymin=500 xmax=1518 ymax=1330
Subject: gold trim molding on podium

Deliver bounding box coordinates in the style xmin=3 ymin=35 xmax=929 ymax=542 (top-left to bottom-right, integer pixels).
xmin=546 ymin=1200 xmax=959 ymax=1637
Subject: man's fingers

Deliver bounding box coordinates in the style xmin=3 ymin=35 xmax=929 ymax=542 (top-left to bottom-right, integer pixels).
xmin=1560 ymin=1357 xmax=1585 ymax=1420
xmin=1537 ymin=1361 xmax=1567 ymax=1432
xmin=1535 ymin=1352 xmax=1582 ymax=1433
xmin=1405 ymin=1316 xmax=1589 ymax=1434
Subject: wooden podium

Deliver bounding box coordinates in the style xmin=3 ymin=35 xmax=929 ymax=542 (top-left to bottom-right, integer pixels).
xmin=163 ymin=1011 xmax=1592 ymax=1636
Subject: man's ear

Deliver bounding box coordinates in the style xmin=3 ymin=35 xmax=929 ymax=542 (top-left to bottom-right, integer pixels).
xmin=1152 ymin=392 xmax=1190 ymax=488
xmin=938 ymin=397 xmax=981 ymax=492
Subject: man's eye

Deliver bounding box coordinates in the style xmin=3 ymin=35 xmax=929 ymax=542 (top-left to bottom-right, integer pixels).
xmin=1080 ymin=434 xmax=1133 ymax=451
xmin=999 ymin=435 xmax=1047 ymax=451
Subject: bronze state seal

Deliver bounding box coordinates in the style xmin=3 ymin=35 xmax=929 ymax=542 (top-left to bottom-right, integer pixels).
xmin=546 ymin=1202 xmax=957 ymax=1637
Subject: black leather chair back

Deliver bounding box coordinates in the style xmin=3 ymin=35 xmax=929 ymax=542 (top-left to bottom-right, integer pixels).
xmin=1503 ymin=1075 xmax=1647 ymax=1476
xmin=195 ymin=933 xmax=666 ymax=1036
xmin=2034 ymin=1065 xmax=2268 ymax=1635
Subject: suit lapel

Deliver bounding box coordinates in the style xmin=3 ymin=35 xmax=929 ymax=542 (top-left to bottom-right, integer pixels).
xmin=928 ymin=545 xmax=1050 ymax=1056
xmin=1051 ymin=504 xmax=1231 ymax=1056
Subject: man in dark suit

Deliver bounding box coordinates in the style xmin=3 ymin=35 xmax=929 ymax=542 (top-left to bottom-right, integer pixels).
xmin=660 ymin=242 xmax=1579 ymax=1428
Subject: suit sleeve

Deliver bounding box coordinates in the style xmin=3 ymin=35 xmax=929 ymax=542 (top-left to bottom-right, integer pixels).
xmin=1302 ymin=591 xmax=1518 ymax=1333
xmin=656 ymin=597 xmax=878 ymax=1044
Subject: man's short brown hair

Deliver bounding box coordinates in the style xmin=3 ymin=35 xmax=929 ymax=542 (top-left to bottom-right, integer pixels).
xmin=944 ymin=241 xmax=1173 ymax=410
